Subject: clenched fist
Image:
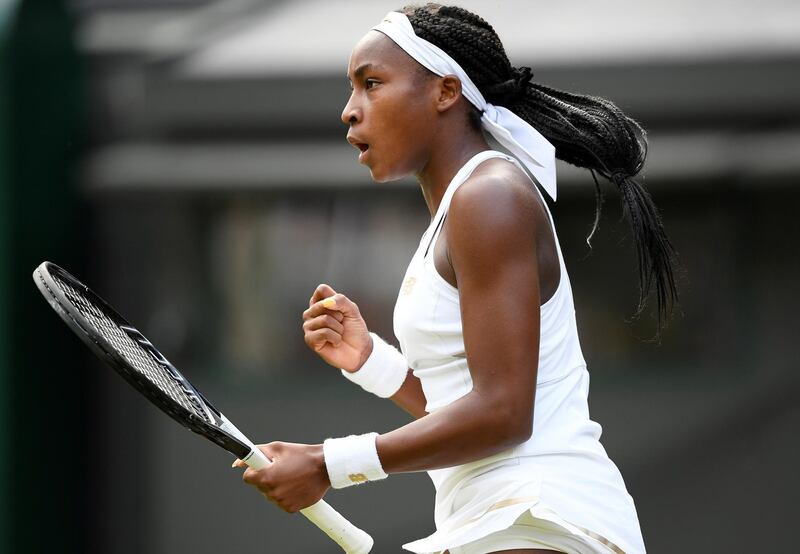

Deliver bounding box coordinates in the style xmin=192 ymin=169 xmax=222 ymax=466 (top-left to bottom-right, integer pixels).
xmin=302 ymin=284 xmax=372 ymax=372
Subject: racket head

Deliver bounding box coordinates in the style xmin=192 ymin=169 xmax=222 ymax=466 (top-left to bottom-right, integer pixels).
xmin=33 ymin=261 xmax=252 ymax=460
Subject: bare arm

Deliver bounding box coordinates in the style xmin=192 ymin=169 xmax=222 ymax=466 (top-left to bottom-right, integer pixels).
xmin=377 ymin=173 xmax=542 ymax=472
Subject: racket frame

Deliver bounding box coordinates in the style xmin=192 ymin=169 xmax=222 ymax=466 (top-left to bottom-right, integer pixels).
xmin=33 ymin=261 xmax=253 ymax=460
xmin=33 ymin=261 xmax=374 ymax=553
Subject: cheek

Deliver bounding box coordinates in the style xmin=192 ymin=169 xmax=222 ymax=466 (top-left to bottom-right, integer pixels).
xmin=371 ymin=92 xmax=435 ymax=177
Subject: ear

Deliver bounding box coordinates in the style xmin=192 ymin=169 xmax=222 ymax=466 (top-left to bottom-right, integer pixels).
xmin=434 ymin=75 xmax=462 ymax=113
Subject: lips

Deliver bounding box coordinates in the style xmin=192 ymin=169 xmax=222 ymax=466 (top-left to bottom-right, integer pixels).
xmin=347 ymin=134 xmax=371 ymax=163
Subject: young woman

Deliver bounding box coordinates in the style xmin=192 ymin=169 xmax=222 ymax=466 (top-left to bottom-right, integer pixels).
xmin=236 ymin=4 xmax=677 ymax=553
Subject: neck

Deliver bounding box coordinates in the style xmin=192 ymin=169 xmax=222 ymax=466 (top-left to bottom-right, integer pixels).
xmin=416 ymin=129 xmax=490 ymax=219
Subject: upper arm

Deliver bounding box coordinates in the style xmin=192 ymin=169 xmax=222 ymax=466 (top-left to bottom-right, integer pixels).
xmin=446 ymin=174 xmax=542 ymax=428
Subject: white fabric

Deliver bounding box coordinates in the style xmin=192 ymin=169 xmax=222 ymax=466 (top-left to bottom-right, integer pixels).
xmin=393 ymin=150 xmax=585 ymax=412
xmin=372 ymin=11 xmax=558 ymax=201
xmin=341 ymin=332 xmax=407 ymax=397
xmin=323 ymin=432 xmax=388 ymax=489
xmin=392 ymin=151 xmax=645 ymax=553
xmin=447 ymin=508 xmax=623 ymax=554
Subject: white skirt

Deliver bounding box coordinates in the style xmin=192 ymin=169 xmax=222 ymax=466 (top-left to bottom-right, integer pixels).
xmin=402 ymin=454 xmax=635 ymax=553
xmin=402 ymin=370 xmax=645 ymax=554
xmin=445 ymin=507 xmax=624 ymax=554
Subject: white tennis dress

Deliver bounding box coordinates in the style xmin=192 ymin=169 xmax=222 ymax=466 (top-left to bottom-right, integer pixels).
xmin=393 ymin=150 xmax=646 ymax=554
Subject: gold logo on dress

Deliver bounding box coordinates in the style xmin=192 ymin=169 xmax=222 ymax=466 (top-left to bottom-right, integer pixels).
xmin=348 ymin=473 xmax=368 ymax=483
xmin=400 ymin=276 xmax=417 ymax=295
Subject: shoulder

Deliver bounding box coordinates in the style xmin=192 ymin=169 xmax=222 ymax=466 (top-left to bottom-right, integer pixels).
xmin=447 ymin=157 xmax=543 ymax=247
xmin=445 ymin=155 xmax=547 ymax=289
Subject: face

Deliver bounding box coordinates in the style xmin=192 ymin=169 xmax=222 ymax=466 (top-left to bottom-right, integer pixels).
xmin=342 ymin=31 xmax=439 ymax=182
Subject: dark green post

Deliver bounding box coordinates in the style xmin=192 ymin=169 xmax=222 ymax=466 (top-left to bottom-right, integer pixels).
xmin=0 ymin=2 xmax=22 ymax=550
xmin=2 ymin=0 xmax=88 ymax=551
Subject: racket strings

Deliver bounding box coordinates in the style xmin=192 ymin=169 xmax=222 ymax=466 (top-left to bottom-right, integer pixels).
xmin=53 ymin=273 xmax=210 ymax=423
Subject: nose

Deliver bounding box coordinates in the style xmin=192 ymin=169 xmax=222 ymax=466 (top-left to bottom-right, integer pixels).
xmin=341 ymin=92 xmax=361 ymax=126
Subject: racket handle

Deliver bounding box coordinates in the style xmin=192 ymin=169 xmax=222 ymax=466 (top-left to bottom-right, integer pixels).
xmin=301 ymin=500 xmax=374 ymax=554
xmin=243 ymin=448 xmax=374 ymax=554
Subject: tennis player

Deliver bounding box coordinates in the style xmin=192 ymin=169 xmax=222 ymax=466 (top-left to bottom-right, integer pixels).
xmin=238 ymin=4 xmax=677 ymax=553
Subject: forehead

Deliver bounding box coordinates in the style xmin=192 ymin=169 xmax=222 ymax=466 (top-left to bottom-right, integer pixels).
xmin=347 ymin=30 xmax=420 ymax=75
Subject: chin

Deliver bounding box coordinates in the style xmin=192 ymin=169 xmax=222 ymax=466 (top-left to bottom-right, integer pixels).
xmin=369 ymin=170 xmax=394 ymax=183
xmin=368 ymin=163 xmax=411 ymax=183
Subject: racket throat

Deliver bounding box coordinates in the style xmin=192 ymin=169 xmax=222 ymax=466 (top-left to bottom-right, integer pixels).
xmin=218 ymin=416 xmax=272 ymax=464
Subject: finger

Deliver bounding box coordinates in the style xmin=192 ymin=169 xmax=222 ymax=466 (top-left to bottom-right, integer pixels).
xmin=304 ymin=328 xmax=343 ymax=352
xmin=302 ymin=314 xmax=345 ymax=335
xmin=242 ymin=467 xmax=261 ymax=485
xmin=231 ymin=458 xmax=245 ymax=469
xmin=303 ymin=304 xmax=344 ymax=322
xmin=243 ymin=462 xmax=275 ymax=488
xmin=309 ymin=284 xmax=337 ymax=307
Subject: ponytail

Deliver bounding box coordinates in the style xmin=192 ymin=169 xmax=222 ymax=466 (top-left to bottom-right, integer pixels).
xmin=516 ymin=83 xmax=678 ymax=333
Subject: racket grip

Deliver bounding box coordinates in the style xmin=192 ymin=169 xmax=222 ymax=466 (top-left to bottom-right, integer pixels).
xmin=243 ymin=448 xmax=374 ymax=553
xmin=301 ymin=500 xmax=374 ymax=554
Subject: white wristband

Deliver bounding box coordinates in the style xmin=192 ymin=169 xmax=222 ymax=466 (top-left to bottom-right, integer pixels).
xmin=323 ymin=432 xmax=388 ymax=489
xmin=341 ymin=332 xmax=407 ymax=398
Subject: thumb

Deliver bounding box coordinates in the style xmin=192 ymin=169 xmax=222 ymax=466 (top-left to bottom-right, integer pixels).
xmin=320 ymin=293 xmax=361 ymax=319
xmin=310 ymin=283 xmax=338 ymax=307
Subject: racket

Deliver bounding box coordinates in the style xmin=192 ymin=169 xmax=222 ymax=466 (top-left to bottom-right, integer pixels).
xmin=32 ymin=261 xmax=374 ymax=554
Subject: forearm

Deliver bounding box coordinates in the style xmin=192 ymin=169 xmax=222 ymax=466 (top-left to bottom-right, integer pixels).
xmin=389 ymin=369 xmax=428 ymax=419
xmin=376 ymin=389 xmax=531 ymax=473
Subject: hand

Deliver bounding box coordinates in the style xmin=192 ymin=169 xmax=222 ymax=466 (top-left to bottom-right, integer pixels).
xmin=233 ymin=442 xmax=330 ymax=513
xmin=302 ymin=284 xmax=372 ymax=372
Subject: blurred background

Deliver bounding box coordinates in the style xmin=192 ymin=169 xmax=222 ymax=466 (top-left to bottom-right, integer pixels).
xmin=2 ymin=0 xmax=799 ymax=552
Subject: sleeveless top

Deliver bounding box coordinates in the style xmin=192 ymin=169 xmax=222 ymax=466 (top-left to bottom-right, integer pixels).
xmin=393 ymin=151 xmax=646 ymax=554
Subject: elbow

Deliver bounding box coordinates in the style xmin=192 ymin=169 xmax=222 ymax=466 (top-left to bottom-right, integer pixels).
xmin=507 ymin=417 xmax=533 ymax=445
xmin=485 ymin=398 xmax=534 ymax=448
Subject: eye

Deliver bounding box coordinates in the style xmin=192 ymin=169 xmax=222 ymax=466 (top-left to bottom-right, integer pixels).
xmin=365 ymin=78 xmax=381 ymax=90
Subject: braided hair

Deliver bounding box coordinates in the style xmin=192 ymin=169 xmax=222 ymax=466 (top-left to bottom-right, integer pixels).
xmin=401 ymin=3 xmax=679 ymax=336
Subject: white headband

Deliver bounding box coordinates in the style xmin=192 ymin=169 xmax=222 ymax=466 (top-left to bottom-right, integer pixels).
xmin=372 ymin=11 xmax=557 ymax=201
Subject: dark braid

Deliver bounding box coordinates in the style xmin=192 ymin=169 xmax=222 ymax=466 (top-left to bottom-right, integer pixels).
xmin=400 ymin=3 xmax=679 ymax=336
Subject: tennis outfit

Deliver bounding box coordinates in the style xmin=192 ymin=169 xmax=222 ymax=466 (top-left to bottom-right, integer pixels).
xmin=393 ymin=150 xmax=646 ymax=554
